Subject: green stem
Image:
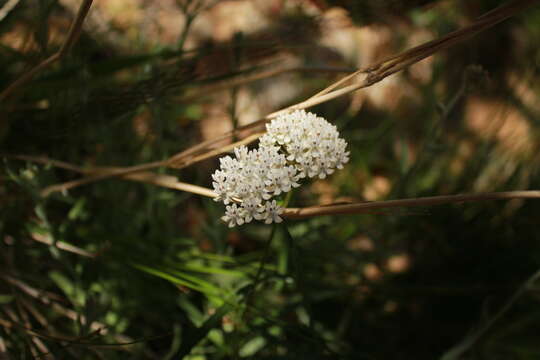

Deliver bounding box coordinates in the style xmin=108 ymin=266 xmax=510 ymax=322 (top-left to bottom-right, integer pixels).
xmin=282 ymin=188 xmax=294 ymax=208
xmin=441 ymin=268 xmax=540 ymax=360
xmin=241 ymin=224 xmax=278 ymax=321
xmin=282 ymin=222 xmax=313 ymax=328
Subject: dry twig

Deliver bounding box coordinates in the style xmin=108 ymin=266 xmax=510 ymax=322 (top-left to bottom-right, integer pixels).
xmin=178 ymin=61 xmax=356 ymax=103
xmin=0 ymin=0 xmax=20 ymax=22
xmin=282 ymin=191 xmax=540 ymax=219
xmin=167 ymin=0 xmax=538 ymax=168
xmin=11 ymin=0 xmax=540 ymax=198
xmin=4 ymin=154 xmax=216 ymax=198
xmin=6 ymin=155 xmax=540 ymax=222
xmin=0 ymin=0 xmax=93 ymax=102
xmin=29 ymin=232 xmax=96 ymax=258
xmin=1 ymin=274 xmax=133 ymax=344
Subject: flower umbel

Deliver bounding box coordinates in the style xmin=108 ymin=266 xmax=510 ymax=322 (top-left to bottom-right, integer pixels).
xmin=212 ymin=110 xmax=349 ymax=227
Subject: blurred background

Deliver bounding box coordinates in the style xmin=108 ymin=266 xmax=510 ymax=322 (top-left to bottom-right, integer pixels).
xmin=2 ymin=0 xmax=540 ymax=358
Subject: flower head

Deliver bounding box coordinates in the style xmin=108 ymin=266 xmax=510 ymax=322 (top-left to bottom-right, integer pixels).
xmin=264 ymin=110 xmax=350 ymax=180
xmin=212 ymin=110 xmax=349 ymax=227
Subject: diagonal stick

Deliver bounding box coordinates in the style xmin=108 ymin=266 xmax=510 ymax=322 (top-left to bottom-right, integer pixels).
xmin=37 ymin=0 xmax=538 ymax=195
xmin=0 ymin=0 xmax=94 ymax=102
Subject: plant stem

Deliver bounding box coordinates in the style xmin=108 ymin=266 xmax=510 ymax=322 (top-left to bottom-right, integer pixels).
xmin=241 ymin=224 xmax=278 ymax=322
xmin=283 ymin=191 xmax=540 ymax=218
xmin=0 ymin=0 xmax=94 ymax=102
xmin=441 ymin=268 xmax=540 ymax=360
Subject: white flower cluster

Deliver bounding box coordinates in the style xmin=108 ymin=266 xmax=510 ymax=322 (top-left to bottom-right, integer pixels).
xmin=212 ymin=110 xmax=349 ymax=227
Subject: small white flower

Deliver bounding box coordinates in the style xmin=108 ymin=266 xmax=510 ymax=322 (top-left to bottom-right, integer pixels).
xmin=212 ymin=170 xmax=226 ymax=183
xmin=241 ymin=197 xmax=262 ymax=223
xmin=234 ymin=146 xmax=249 ymax=161
xmin=212 ymin=180 xmax=228 ymax=202
xmin=221 ymin=204 xmax=243 ymax=228
xmin=260 ymin=200 xmax=283 ymax=224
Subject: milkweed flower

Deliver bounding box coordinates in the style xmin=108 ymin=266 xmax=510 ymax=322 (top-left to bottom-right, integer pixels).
xmin=212 ymin=110 xmax=349 ymax=227
xmin=261 ymin=110 xmax=350 ymax=179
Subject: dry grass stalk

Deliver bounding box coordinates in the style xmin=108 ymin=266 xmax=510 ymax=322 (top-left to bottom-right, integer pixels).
xmin=39 ymin=160 xmax=165 ymax=197
xmin=29 ymin=232 xmax=96 ymax=258
xmin=0 ymin=0 xmax=94 ymax=102
xmin=1 ymin=274 xmax=134 ymax=345
xmin=167 ymin=132 xmax=264 ymax=169
xmin=4 ymin=154 xmax=215 ymax=197
xmin=6 ymin=155 xmax=540 ymax=225
xmin=0 ymin=0 xmax=21 ymax=22
xmin=283 ymin=191 xmax=540 ymax=218
xmin=178 ymin=60 xmax=355 ymax=103
xmin=152 ymin=185 xmax=540 ymax=219
xmin=10 ymin=0 xmax=538 ymax=196
xmin=125 ymin=172 xmax=217 ymax=198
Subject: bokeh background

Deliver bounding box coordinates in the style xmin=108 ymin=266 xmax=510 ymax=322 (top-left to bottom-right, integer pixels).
xmin=2 ymin=0 xmax=540 ymax=358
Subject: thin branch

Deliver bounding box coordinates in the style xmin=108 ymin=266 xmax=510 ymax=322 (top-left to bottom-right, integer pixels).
xmin=1 ymin=274 xmax=64 ymax=305
xmin=6 ymin=154 xmax=540 ymax=220
xmin=282 ymin=191 xmax=540 ymax=219
xmin=0 ymin=53 xmax=60 ymax=102
xmin=4 ymin=154 xmax=216 ymax=198
xmin=5 ymin=154 xmax=85 ymax=172
xmin=0 ymin=316 xmax=104 ymax=344
xmin=19 ymin=298 xmax=48 ymax=328
xmin=35 ymin=132 xmax=261 ymax=196
xmin=0 ymin=0 xmax=94 ymax=102
xmin=125 ymin=172 xmax=217 ymax=198
xmin=440 ymin=268 xmax=540 ymax=360
xmin=25 ymin=155 xmax=537 ymax=220
xmin=307 ymin=68 xmax=364 ymax=100
xmin=1 ymin=274 xmax=133 ymax=344
xmin=166 ymin=122 xmax=266 ymax=168
xmin=0 ymin=0 xmax=21 ymax=22
xmin=29 ymin=232 xmax=96 ymax=258
xmin=39 ymin=160 xmax=166 ymax=197
xmin=29 ymin=0 xmax=538 ymax=195
xmin=170 ymin=0 xmax=538 ymax=168
xmin=167 ymin=132 xmax=264 ymax=169
xmin=178 ymin=62 xmax=355 ymax=103
xmin=58 ymin=0 xmax=94 ymax=57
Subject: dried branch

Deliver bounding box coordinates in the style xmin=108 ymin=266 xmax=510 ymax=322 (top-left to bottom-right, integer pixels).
xmin=1 ymin=274 xmax=133 ymax=344
xmin=0 ymin=0 xmax=94 ymax=102
xmin=0 ymin=0 xmax=21 ymax=22
xmin=25 ymin=0 xmax=539 ymax=196
xmin=0 ymin=315 xmax=104 ymax=345
xmin=162 ymin=0 xmax=540 ymax=170
xmin=178 ymin=61 xmax=355 ymax=103
xmin=167 ymin=132 xmax=264 ymax=169
xmin=39 ymin=160 xmax=165 ymax=197
xmin=283 ymin=191 xmax=540 ymax=219
xmin=5 ymin=154 xmax=216 ymax=198
xmin=1 ymin=274 xmax=65 ymax=305
xmin=6 ymin=154 xmax=85 ymax=172
xmin=169 ymin=0 xmax=538 ymax=168
xmin=125 ymin=172 xmax=217 ymax=198
xmin=6 ymin=155 xmax=540 ymax=222
xmin=29 ymin=232 xmax=96 ymax=258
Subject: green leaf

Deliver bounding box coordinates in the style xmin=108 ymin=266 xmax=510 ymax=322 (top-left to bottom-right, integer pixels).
xmin=132 ymin=264 xmax=225 ymax=299
xmin=0 ymin=295 xmax=14 ymax=304
xmin=49 ymin=271 xmax=84 ymax=307
xmin=68 ymin=197 xmax=87 ymax=220
xmin=167 ymin=269 xmax=225 ymax=295
xmin=172 ymin=263 xmax=245 ymax=277
xmin=175 ymin=303 xmax=232 ymax=359
xmin=177 ymin=297 xmax=204 ymax=327
xmin=239 ymin=336 xmax=266 ymax=357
